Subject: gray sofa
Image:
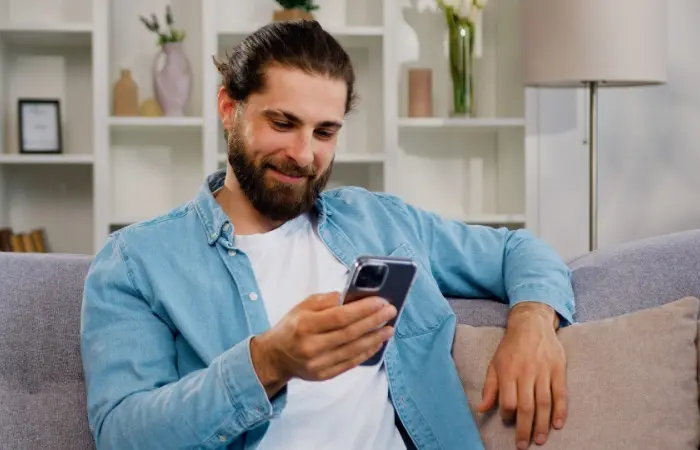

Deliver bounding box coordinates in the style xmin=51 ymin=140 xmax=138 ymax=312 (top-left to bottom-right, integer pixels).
xmin=2 ymin=230 xmax=700 ymax=449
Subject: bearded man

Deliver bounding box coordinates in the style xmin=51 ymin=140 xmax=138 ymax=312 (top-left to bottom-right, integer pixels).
xmin=81 ymin=19 xmax=574 ymax=450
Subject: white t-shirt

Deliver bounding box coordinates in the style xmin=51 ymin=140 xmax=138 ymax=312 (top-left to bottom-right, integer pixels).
xmin=234 ymin=213 xmax=407 ymax=450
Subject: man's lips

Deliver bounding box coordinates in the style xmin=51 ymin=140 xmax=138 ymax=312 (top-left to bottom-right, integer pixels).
xmin=267 ymin=167 xmax=308 ymax=184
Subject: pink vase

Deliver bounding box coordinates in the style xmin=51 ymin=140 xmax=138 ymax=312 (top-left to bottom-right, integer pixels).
xmin=153 ymin=42 xmax=192 ymax=117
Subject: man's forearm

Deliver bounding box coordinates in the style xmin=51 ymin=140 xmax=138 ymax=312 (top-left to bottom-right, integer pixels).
xmin=89 ymin=337 xmax=284 ymax=449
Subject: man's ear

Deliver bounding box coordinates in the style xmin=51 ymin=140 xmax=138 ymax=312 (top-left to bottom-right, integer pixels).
xmin=217 ymin=86 xmax=237 ymax=131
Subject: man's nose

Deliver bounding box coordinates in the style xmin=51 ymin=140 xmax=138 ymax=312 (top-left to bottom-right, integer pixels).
xmin=285 ymin=131 xmax=314 ymax=168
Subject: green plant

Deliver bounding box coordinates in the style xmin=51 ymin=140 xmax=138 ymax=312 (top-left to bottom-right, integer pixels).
xmin=139 ymin=5 xmax=186 ymax=46
xmin=274 ymin=0 xmax=319 ymax=12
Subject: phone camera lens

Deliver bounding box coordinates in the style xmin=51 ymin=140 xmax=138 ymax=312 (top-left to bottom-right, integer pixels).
xmin=355 ymin=263 xmax=388 ymax=289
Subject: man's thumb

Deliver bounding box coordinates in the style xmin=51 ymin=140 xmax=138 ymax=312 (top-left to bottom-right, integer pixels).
xmin=476 ymin=364 xmax=498 ymax=413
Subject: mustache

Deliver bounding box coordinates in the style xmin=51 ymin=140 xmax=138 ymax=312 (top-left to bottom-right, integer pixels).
xmin=264 ymin=160 xmax=316 ymax=178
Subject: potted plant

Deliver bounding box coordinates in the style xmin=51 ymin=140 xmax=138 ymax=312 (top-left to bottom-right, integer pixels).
xmin=139 ymin=6 xmax=192 ymax=117
xmin=272 ymin=0 xmax=319 ymax=22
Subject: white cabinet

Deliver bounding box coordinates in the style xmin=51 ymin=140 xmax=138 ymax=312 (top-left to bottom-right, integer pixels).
xmin=0 ymin=0 xmax=540 ymax=254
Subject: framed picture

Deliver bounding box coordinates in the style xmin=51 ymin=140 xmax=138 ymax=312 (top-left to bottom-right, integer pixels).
xmin=17 ymin=99 xmax=62 ymax=154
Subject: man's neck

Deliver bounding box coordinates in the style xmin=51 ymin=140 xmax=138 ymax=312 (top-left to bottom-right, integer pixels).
xmin=214 ymin=170 xmax=283 ymax=235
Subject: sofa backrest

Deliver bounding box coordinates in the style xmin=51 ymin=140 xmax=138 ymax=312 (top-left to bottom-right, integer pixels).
xmin=2 ymin=229 xmax=700 ymax=448
xmin=0 ymin=252 xmax=95 ymax=449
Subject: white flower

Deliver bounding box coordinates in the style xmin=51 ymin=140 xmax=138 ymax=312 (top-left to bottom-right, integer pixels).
xmin=458 ymin=0 xmax=474 ymax=20
xmin=440 ymin=0 xmax=461 ymax=9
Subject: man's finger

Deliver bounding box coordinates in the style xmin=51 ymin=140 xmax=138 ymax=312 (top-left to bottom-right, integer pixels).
xmin=498 ymin=377 xmax=517 ymax=424
xmin=306 ymin=296 xmax=387 ymax=332
xmin=300 ymin=292 xmax=342 ymax=311
xmin=551 ymin=363 xmax=568 ymax=429
xmin=476 ymin=364 xmax=498 ymax=413
xmin=515 ymin=376 xmax=535 ymax=450
xmin=321 ymin=304 xmax=396 ymax=347
xmin=533 ymin=373 xmax=552 ymax=445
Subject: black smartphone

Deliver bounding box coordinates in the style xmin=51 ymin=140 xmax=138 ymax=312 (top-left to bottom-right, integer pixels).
xmin=340 ymin=255 xmax=418 ymax=366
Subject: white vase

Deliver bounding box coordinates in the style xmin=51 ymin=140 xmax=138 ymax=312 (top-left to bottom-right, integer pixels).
xmin=153 ymin=42 xmax=192 ymax=117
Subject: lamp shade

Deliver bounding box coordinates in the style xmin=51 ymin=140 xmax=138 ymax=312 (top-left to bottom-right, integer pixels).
xmin=520 ymin=0 xmax=668 ymax=87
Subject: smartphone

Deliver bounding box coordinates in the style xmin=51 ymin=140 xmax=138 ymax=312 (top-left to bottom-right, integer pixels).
xmin=340 ymin=255 xmax=418 ymax=366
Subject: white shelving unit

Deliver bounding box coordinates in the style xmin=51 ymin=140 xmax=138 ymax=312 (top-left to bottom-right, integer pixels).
xmin=0 ymin=0 xmax=536 ymax=255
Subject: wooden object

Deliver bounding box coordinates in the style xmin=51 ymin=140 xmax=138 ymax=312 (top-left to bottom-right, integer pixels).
xmin=408 ymin=69 xmax=432 ymax=117
xmin=10 ymin=234 xmax=24 ymax=252
xmin=272 ymin=9 xmax=314 ymax=21
xmin=112 ymin=69 xmax=139 ymax=116
xmin=30 ymin=229 xmax=47 ymax=252
xmin=0 ymin=228 xmax=12 ymax=251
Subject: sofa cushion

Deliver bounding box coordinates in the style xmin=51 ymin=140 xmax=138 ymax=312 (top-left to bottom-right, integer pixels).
xmin=452 ymin=296 xmax=700 ymax=449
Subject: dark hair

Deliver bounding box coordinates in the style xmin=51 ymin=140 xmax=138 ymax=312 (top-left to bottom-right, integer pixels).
xmin=213 ymin=20 xmax=357 ymax=115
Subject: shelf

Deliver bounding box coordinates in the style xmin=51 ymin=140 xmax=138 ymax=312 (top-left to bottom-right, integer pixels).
xmin=459 ymin=214 xmax=526 ymax=225
xmin=0 ymin=22 xmax=92 ymax=47
xmin=218 ymin=26 xmax=383 ymax=49
xmin=398 ymin=117 xmax=526 ymax=130
xmin=218 ymin=25 xmax=383 ymax=37
xmin=216 ymin=152 xmax=385 ymax=164
xmin=0 ymin=154 xmax=94 ymax=165
xmin=335 ymin=152 xmax=385 ymax=163
xmin=109 ymin=116 xmax=204 ymax=132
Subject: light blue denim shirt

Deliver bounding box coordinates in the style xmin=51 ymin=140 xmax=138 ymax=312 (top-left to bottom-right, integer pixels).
xmin=81 ymin=169 xmax=575 ymax=450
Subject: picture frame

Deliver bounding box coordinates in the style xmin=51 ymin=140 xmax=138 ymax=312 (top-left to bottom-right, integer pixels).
xmin=17 ymin=98 xmax=62 ymax=154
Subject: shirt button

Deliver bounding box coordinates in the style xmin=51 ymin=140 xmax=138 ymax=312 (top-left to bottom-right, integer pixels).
xmin=249 ymin=292 xmax=258 ymax=301
xmin=223 ymin=223 xmax=231 ymax=230
xmin=218 ymin=435 xmax=227 ymax=442
xmin=228 ymin=250 xmax=236 ymax=256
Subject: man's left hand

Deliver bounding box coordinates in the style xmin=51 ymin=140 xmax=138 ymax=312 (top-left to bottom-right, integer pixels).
xmin=475 ymin=302 xmax=567 ymax=449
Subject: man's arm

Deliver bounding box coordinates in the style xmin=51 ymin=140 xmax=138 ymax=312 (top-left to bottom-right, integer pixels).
xmin=80 ymin=235 xmax=286 ymax=450
xmin=378 ymin=194 xmax=575 ymax=326
xmin=376 ymin=193 xmax=574 ymax=449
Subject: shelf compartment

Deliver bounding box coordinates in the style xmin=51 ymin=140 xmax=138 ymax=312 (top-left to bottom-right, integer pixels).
xmin=398 ymin=117 xmax=525 ymax=130
xmin=0 ymin=164 xmax=93 ymax=254
xmin=215 ymin=0 xmax=384 ymax=36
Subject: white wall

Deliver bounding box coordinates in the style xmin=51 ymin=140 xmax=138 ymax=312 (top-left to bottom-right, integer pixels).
xmin=537 ymin=0 xmax=700 ymax=260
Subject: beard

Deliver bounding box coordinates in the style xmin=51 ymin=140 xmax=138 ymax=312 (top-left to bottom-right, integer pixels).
xmin=226 ymin=124 xmax=334 ymax=222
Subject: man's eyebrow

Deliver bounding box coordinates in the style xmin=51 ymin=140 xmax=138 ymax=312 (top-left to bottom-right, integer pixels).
xmin=263 ymin=109 xmax=343 ymax=129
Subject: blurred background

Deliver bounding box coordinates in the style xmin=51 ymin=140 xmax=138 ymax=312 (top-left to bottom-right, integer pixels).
xmin=0 ymin=0 xmax=696 ymax=261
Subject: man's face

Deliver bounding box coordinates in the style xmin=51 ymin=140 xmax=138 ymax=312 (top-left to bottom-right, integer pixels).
xmin=218 ymin=64 xmax=346 ymax=222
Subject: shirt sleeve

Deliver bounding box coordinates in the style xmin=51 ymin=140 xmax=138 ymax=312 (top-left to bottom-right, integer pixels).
xmin=375 ymin=193 xmax=576 ymax=326
xmin=80 ymin=234 xmax=287 ymax=450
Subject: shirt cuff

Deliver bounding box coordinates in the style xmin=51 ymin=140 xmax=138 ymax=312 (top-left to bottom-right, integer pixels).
xmin=508 ymin=283 xmax=575 ymax=327
xmin=217 ymin=335 xmax=288 ymax=431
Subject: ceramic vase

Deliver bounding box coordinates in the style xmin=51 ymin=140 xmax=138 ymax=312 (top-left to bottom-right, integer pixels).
xmin=153 ymin=42 xmax=192 ymax=117
xmin=113 ymin=69 xmax=139 ymax=116
xmin=408 ymin=68 xmax=433 ymax=117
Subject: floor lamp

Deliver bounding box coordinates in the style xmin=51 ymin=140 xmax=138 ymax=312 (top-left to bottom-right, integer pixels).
xmin=520 ymin=0 xmax=668 ymax=251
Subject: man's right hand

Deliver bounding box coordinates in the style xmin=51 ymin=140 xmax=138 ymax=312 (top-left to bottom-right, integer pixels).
xmin=250 ymin=292 xmax=397 ymax=397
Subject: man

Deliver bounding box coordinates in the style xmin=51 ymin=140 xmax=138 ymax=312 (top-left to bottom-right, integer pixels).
xmin=81 ymin=20 xmax=574 ymax=450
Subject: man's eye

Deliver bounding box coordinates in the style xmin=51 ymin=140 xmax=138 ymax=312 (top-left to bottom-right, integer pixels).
xmin=315 ymin=129 xmax=334 ymax=140
xmin=272 ymin=121 xmax=292 ymax=130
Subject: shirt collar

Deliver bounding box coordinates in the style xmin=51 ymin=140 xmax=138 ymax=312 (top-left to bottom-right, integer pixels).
xmin=193 ymin=168 xmax=332 ymax=245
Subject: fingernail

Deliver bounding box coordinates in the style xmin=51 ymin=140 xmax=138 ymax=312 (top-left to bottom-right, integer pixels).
xmin=517 ymin=441 xmax=528 ymax=449
xmin=535 ymin=434 xmax=546 ymax=444
xmin=554 ymin=418 xmax=563 ymax=429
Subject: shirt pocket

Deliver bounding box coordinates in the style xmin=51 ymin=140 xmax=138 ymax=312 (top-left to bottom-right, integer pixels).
xmin=388 ymin=242 xmax=455 ymax=339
